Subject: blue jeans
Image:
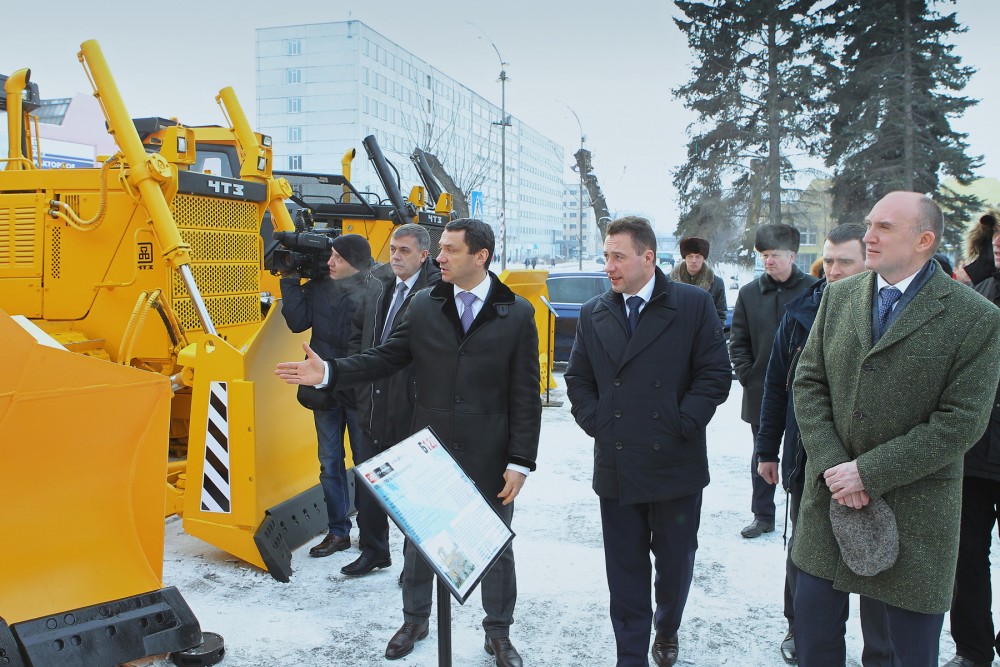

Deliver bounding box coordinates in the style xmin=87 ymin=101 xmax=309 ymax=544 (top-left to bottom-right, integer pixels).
xmin=314 ymin=405 xmax=358 ymax=537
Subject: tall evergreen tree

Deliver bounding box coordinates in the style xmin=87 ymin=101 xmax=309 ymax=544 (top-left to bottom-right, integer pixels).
xmin=821 ymin=0 xmax=981 ymax=247
xmin=673 ymin=0 xmax=827 ymax=260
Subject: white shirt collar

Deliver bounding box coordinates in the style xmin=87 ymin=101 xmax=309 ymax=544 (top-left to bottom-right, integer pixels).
xmin=623 ymin=273 xmax=656 ymax=311
xmin=395 ymin=269 xmax=421 ymax=292
xmin=460 ymin=272 xmax=492 ymax=303
xmin=876 ymin=265 xmax=923 ymax=294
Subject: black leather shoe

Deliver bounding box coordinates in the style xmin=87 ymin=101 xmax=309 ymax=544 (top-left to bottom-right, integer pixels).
xmin=741 ymin=519 xmax=775 ymax=538
xmin=780 ymin=628 xmax=796 ymax=664
xmin=943 ymin=656 xmax=992 ymax=667
xmin=484 ymin=636 xmax=523 ymax=667
xmin=308 ymin=533 xmax=350 ymax=557
xmin=651 ymin=632 xmax=679 ymax=667
xmin=340 ymin=554 xmax=391 ymax=576
xmin=385 ymin=620 xmax=429 ymax=660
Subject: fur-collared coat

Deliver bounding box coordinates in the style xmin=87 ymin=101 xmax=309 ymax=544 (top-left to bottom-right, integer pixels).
xmin=791 ymin=265 xmax=1000 ymax=613
xmin=670 ymin=262 xmax=728 ymax=324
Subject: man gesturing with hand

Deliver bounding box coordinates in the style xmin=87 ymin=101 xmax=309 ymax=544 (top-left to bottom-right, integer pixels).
xmin=277 ymin=219 xmax=540 ymax=667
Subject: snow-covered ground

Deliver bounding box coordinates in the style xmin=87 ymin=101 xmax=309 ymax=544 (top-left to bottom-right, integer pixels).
xmin=150 ymin=373 xmax=998 ymax=666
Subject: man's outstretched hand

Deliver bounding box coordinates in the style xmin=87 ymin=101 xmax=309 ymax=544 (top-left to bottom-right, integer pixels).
xmin=275 ymin=342 xmax=327 ymax=385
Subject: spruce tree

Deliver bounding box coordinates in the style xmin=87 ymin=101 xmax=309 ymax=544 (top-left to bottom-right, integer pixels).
xmin=821 ymin=0 xmax=981 ymax=247
xmin=673 ymin=0 xmax=827 ymax=259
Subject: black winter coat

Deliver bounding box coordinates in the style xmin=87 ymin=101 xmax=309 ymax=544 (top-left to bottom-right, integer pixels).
xmin=755 ymin=279 xmax=826 ymax=490
xmin=565 ymin=268 xmax=732 ymax=504
xmin=349 ymin=259 xmax=441 ymax=450
xmin=280 ymin=263 xmax=374 ymax=407
xmin=966 ymin=275 xmax=1000 ymax=482
xmin=330 ymin=274 xmax=541 ymax=495
xmin=729 ymin=265 xmax=817 ymax=425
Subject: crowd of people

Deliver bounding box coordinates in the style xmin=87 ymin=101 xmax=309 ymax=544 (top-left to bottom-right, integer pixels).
xmin=273 ymin=194 xmax=1000 ymax=667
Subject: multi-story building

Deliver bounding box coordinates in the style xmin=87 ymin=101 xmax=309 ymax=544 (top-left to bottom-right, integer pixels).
xmin=255 ymin=20 xmax=565 ymax=263
xmin=562 ymin=181 xmax=601 ymax=261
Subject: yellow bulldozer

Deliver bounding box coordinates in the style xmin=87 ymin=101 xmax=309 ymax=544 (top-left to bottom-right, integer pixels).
xmin=0 ymin=36 xmax=553 ymax=667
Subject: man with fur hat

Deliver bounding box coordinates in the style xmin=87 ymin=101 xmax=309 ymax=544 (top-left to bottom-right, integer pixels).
xmin=730 ymin=223 xmax=818 ymax=539
xmin=671 ymin=237 xmax=727 ymax=324
xmin=279 ymin=233 xmax=375 ymax=559
xmin=945 ymin=208 xmax=1000 ymax=667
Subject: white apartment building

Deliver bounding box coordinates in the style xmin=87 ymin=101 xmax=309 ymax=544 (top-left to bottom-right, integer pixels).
xmin=562 ymin=181 xmax=601 ymax=260
xmin=256 ymin=20 xmax=565 ymax=262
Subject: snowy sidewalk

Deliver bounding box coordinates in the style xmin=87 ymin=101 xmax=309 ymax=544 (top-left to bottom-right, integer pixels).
xmin=155 ymin=372 xmax=986 ymax=666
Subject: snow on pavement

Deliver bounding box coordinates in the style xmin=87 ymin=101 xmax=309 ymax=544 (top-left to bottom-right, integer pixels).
xmin=151 ymin=372 xmax=996 ymax=666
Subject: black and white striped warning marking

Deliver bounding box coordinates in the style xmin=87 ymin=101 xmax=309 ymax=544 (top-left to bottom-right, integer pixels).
xmin=200 ymin=381 xmax=232 ymax=513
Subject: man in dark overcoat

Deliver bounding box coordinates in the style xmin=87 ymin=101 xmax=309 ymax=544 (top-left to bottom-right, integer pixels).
xmin=791 ymin=192 xmax=1000 ymax=666
xmin=276 ymin=218 xmax=540 ymax=667
xmin=340 ymin=223 xmax=440 ymax=577
xmin=730 ymin=224 xmax=817 ymax=539
xmin=565 ymin=216 xmax=731 ymax=667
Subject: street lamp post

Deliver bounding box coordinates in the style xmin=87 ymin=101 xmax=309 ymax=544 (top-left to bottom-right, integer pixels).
xmin=565 ymin=106 xmax=585 ymax=271
xmin=489 ymin=46 xmax=511 ymax=272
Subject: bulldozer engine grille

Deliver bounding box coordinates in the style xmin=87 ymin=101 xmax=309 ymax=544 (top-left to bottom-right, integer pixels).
xmin=0 ymin=205 xmax=37 ymax=269
xmin=169 ymin=194 xmax=262 ymax=331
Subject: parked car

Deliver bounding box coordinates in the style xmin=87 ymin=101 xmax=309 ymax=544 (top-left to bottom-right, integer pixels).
xmin=545 ymin=272 xmax=611 ymax=362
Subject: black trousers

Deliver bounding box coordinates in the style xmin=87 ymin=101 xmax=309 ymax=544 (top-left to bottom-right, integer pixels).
xmin=600 ymin=492 xmax=702 ymax=667
xmin=794 ymin=570 xmax=943 ymax=667
xmin=353 ymin=431 xmax=391 ymax=560
xmin=750 ymin=425 xmax=776 ymax=522
xmin=950 ymin=475 xmax=1000 ymax=663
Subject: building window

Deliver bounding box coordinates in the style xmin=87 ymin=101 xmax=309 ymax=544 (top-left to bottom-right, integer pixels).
xmin=371 ymin=100 xmax=378 ymax=116
xmin=363 ymin=67 xmax=369 ymax=85
xmin=801 ymin=228 xmax=818 ymax=245
xmin=363 ymin=39 xmax=370 ymax=56
xmin=363 ymin=97 xmax=369 ymax=113
xmin=426 ymin=74 xmax=431 ymax=88
xmin=288 ymin=126 xmax=302 ymax=143
xmin=287 ymin=97 xmax=301 ymax=113
xmin=288 ymin=155 xmax=302 ymax=170
xmin=285 ymin=39 xmax=301 ymax=55
xmin=285 ymin=68 xmax=301 ymax=84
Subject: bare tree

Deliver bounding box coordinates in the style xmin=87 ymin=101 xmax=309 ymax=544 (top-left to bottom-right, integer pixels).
xmin=397 ymin=73 xmax=500 ymax=219
xmin=573 ymin=148 xmax=613 ymax=241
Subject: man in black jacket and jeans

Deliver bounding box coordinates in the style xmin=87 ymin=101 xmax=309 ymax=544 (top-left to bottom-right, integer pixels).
xmin=340 ymin=224 xmax=440 ymax=577
xmin=730 ymin=224 xmax=817 ymax=539
xmin=945 ymin=210 xmax=1000 ymax=667
xmin=279 ymin=234 xmax=373 ymax=558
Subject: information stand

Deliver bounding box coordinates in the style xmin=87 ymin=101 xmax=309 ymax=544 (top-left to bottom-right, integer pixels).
xmin=353 ymin=427 xmax=514 ymax=666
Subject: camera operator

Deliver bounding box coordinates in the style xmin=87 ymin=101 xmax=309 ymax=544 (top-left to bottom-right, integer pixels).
xmin=279 ymin=234 xmax=375 ymax=558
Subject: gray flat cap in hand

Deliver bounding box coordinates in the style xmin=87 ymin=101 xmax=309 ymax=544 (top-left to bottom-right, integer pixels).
xmin=829 ymin=497 xmax=899 ymax=577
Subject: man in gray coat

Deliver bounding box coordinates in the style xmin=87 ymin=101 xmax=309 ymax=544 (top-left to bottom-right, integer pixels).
xmin=730 ymin=224 xmax=817 ymax=538
xmin=791 ymin=192 xmax=1000 ymax=666
xmin=276 ymin=219 xmax=540 ymax=667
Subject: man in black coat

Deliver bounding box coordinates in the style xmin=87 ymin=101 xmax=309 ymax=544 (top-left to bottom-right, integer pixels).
xmin=276 ymin=219 xmax=540 ymax=667
xmin=565 ymin=216 xmax=731 ymax=667
xmin=730 ymin=224 xmax=817 ymax=539
xmin=946 ymin=211 xmax=1000 ymax=667
xmin=340 ymin=224 xmax=440 ymax=577
xmin=278 ymin=233 xmax=374 ymax=558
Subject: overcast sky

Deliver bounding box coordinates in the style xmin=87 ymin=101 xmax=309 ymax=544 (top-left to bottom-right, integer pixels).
xmin=1 ymin=0 xmax=996 ymax=231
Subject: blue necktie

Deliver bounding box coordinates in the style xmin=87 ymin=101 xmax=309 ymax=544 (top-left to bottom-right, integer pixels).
xmin=877 ymin=286 xmax=902 ymax=338
xmin=380 ymin=282 xmax=407 ymax=344
xmin=626 ymin=295 xmax=643 ymax=336
xmin=458 ymin=291 xmax=477 ymax=333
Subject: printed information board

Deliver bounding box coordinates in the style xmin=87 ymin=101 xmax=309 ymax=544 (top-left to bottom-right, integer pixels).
xmin=353 ymin=427 xmax=514 ymax=603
